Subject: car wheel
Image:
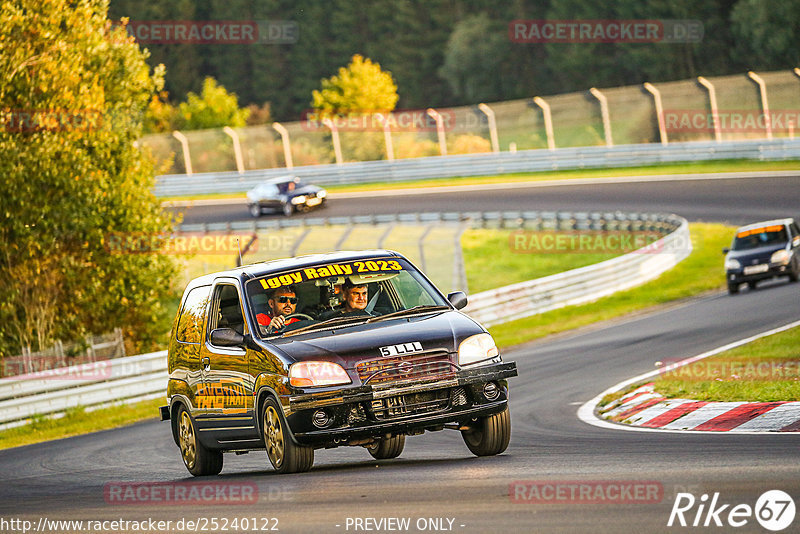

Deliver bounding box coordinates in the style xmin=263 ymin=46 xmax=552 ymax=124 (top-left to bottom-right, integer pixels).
xmin=461 ymin=407 xmax=511 ymax=456
xmin=747 ymin=281 xmax=758 ymax=290
xmin=262 ymin=398 xmax=313 ymax=474
xmin=177 ymin=405 xmax=223 ymax=476
xmin=282 ymin=202 xmax=294 ymax=217
xmin=727 ymin=283 xmax=740 ymax=295
xmin=249 ymin=204 xmax=261 ymax=218
xmin=789 ymin=260 xmax=799 ymax=282
xmin=367 ymin=434 xmax=405 ymax=460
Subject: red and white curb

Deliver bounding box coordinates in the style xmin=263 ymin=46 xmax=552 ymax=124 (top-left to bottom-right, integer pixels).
xmin=577 ymin=319 xmax=800 ymax=434
xmin=599 ymin=383 xmax=800 ymax=432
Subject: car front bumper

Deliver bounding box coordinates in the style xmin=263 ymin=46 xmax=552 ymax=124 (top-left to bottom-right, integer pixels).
xmin=727 ymin=263 xmax=791 ymax=284
xmin=284 ymin=361 xmax=518 ymax=445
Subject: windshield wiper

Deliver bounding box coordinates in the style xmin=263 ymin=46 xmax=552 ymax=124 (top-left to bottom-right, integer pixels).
xmin=279 ymin=315 xmax=370 ymax=337
xmin=366 ymin=304 xmax=450 ymax=323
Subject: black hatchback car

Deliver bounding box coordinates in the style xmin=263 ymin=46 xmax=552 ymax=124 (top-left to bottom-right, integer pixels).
xmin=724 ymin=218 xmax=800 ymax=294
xmin=246 ymin=175 xmax=327 ymax=217
xmin=163 ymin=250 xmax=517 ymax=475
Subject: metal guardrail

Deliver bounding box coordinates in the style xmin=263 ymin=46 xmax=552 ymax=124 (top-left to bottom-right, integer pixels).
xmin=155 ymin=138 xmax=800 ymax=197
xmin=0 ymin=211 xmax=688 ymax=427
xmin=0 ymin=351 xmax=167 ymax=430
xmin=463 ymin=214 xmax=691 ymax=326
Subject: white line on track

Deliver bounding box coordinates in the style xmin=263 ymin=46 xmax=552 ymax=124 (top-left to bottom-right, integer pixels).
xmin=576 ymin=318 xmax=800 ymax=434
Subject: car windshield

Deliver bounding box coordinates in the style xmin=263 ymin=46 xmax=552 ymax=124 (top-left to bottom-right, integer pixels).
xmin=245 ymin=257 xmax=449 ymax=338
xmin=732 ymin=225 xmax=788 ymax=251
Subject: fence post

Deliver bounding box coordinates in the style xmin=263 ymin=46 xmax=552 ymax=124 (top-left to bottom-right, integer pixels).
xmin=376 ymin=113 xmax=395 ymax=161
xmin=478 ymin=103 xmax=500 ymax=153
xmin=115 ymin=328 xmax=126 ymax=358
xmin=417 ymin=225 xmax=435 ymax=272
xmin=223 ymin=126 xmax=246 ymax=173
xmin=532 ymin=97 xmax=556 ymax=150
xmin=171 ymin=130 xmax=193 ymax=176
xmin=747 ymin=71 xmax=773 ymax=140
xmin=697 ymin=76 xmax=722 ymax=143
xmin=322 ymin=118 xmax=344 ymax=165
xmin=426 ymin=108 xmax=448 ymax=156
xmin=272 ymin=122 xmax=294 ymax=169
xmin=643 ymin=82 xmax=668 ymax=145
xmin=452 ymin=222 xmax=469 ymax=294
xmin=589 ymin=88 xmax=613 ymax=147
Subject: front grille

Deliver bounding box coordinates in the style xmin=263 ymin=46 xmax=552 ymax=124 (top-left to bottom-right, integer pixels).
xmin=370 ymin=389 xmax=450 ymax=420
xmin=356 ymin=350 xmax=454 ymax=385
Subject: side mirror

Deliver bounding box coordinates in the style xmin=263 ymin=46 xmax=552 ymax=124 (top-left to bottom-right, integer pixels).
xmin=447 ymin=291 xmax=468 ymax=310
xmin=209 ymin=328 xmax=245 ymax=347
xmin=722 ymin=248 xmax=730 ymax=254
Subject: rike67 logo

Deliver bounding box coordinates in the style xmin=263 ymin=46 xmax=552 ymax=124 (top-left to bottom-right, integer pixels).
xmin=668 ymin=490 xmax=795 ymax=531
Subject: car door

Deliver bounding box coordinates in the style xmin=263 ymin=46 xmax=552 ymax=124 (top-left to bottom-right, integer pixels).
xmin=196 ymin=280 xmax=260 ymax=446
xmin=171 ymin=284 xmax=212 ymax=413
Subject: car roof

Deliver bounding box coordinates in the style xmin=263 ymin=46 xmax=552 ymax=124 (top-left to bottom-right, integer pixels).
xmin=185 ymin=250 xmax=404 ymax=288
xmin=735 ymin=218 xmax=794 ymax=233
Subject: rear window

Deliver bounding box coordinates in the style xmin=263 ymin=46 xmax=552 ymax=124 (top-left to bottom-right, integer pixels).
xmin=176 ymin=285 xmax=211 ymax=343
xmin=732 ymin=225 xmax=788 ymax=251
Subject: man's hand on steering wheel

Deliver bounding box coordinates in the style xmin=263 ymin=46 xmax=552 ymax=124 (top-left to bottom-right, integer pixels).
xmin=266 ymin=313 xmax=314 ymax=334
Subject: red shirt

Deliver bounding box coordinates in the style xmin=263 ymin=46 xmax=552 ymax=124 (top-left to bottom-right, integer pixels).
xmin=257 ymin=314 xmax=299 ymax=327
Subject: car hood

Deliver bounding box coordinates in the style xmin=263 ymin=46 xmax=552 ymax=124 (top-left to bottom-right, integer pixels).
xmin=266 ymin=311 xmax=484 ymax=366
xmin=727 ymin=243 xmax=787 ymax=263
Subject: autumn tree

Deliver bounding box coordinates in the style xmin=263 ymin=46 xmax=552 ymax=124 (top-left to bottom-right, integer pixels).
xmin=0 ymin=0 xmax=178 ymax=357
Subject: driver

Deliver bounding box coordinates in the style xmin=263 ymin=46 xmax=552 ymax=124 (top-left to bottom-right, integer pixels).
xmin=256 ymin=286 xmax=300 ymax=330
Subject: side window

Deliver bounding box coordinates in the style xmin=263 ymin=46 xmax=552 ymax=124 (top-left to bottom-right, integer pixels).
xmin=209 ymin=284 xmax=246 ymax=336
xmin=176 ymin=286 xmax=211 ymax=344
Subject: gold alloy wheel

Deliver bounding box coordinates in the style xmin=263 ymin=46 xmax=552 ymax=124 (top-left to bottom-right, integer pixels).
xmin=179 ymin=410 xmax=197 ymax=469
xmin=264 ymin=405 xmax=285 ymax=468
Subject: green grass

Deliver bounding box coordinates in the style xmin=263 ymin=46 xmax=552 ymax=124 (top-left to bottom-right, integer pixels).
xmin=0 ymin=398 xmax=164 ymax=450
xmin=159 ymin=159 xmax=800 ymax=201
xmin=488 ymin=223 xmax=732 ymax=348
xmin=653 ymin=326 xmax=800 ymax=402
xmin=462 ymin=228 xmax=620 ymax=293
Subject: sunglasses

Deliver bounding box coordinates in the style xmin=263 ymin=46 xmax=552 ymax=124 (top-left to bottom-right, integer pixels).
xmin=276 ymin=296 xmax=297 ymax=304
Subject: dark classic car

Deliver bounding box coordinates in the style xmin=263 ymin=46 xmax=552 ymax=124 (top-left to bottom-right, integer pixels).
xmin=246 ymin=175 xmax=327 ymax=217
xmin=162 ymin=250 xmax=517 ymax=475
xmin=724 ymin=218 xmax=800 ymax=294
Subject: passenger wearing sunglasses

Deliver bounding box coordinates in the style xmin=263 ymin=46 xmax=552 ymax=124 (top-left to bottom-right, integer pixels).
xmin=256 ymin=286 xmax=300 ymax=330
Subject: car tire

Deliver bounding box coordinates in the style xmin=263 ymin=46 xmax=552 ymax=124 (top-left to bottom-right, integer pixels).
xmin=282 ymin=202 xmax=294 ymax=217
xmin=249 ymin=204 xmax=261 ymax=218
xmin=262 ymin=398 xmax=314 ymax=474
xmin=747 ymin=281 xmax=758 ymax=290
xmin=789 ymin=260 xmax=799 ymax=282
xmin=177 ymin=405 xmax=223 ymax=476
xmin=728 ymin=283 xmax=740 ymax=295
xmin=461 ymin=407 xmax=511 ymax=457
xmin=367 ymin=434 xmax=405 ymax=460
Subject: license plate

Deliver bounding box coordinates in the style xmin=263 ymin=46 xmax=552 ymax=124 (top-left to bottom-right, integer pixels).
xmin=743 ymin=264 xmax=769 ymax=275
xmin=306 ymin=197 xmax=321 ymax=206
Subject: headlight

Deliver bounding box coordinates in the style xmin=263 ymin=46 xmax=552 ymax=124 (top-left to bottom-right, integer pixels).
xmin=291 ymin=195 xmax=307 ymax=205
xmin=289 ymin=361 xmax=351 ymax=387
xmin=317 ymin=189 xmax=327 ymax=198
xmin=770 ymin=249 xmax=791 ymax=265
xmin=458 ymin=333 xmax=499 ymax=367
xmin=724 ymin=258 xmax=741 ymax=270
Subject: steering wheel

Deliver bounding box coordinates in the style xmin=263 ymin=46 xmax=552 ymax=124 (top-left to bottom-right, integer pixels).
xmin=266 ymin=313 xmax=315 ymax=334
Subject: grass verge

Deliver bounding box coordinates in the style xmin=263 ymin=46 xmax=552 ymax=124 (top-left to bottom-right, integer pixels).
xmin=159 ymin=159 xmax=800 ymax=201
xmin=653 ymin=326 xmax=800 ymax=402
xmin=488 ymin=223 xmax=732 ymax=348
xmin=0 ymin=398 xmax=164 ymax=450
